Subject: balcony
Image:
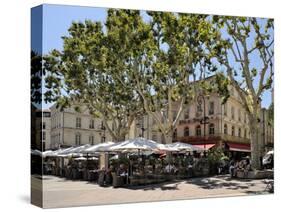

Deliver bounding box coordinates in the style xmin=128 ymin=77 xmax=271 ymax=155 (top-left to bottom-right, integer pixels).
xmin=179 ymin=120 xmax=189 ymax=125
xmin=178 ymin=116 xmax=221 ymax=125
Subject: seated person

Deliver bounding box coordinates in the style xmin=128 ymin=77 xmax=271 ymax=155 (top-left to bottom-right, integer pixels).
xmin=117 ymin=164 xmax=127 ymax=184
xmin=117 ymin=164 xmax=127 ymax=176
xmin=229 ymin=160 xmax=236 ymax=177
xmin=243 ymin=158 xmax=251 ymax=177
xmin=164 ymin=164 xmax=176 ymax=174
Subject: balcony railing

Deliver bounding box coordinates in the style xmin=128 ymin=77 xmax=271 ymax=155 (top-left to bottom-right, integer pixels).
xmin=178 ymin=116 xmax=220 ymax=125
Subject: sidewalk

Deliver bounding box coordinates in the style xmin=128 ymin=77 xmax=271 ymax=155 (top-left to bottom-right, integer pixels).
xmin=35 ymin=175 xmax=272 ymax=208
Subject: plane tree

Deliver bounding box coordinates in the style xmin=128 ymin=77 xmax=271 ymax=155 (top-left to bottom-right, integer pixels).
xmin=210 ymin=16 xmax=274 ymax=169
xmin=44 ymin=18 xmax=143 ymax=142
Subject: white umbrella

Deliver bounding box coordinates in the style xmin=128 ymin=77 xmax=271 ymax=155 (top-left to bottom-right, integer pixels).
xmin=74 ymin=156 xmax=87 ymax=161
xmin=157 ymin=144 xmax=179 ymax=152
xmin=267 ymin=150 xmax=274 ymax=155
xmin=83 ymin=141 xmax=115 ymax=153
xmin=55 ymin=147 xmax=76 ymax=156
xmin=31 ymin=149 xmax=42 ymax=156
xmin=88 ymin=156 xmax=99 ymax=160
xmin=109 ymin=137 xmax=160 ymax=152
xmin=129 ymin=151 xmax=154 ymax=156
xmin=62 ymin=144 xmax=91 ymax=155
xmin=42 ymin=150 xmax=54 ymax=157
xmin=109 ymin=155 xmax=119 ymax=160
xmin=165 ymin=142 xmax=202 ymax=152
xmin=74 ymin=156 xmax=99 ymax=161
xmin=42 ymin=147 xmax=74 ymax=157
xmin=66 ymin=152 xmax=84 ymax=157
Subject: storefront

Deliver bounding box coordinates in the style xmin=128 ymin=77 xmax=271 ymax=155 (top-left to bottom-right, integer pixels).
xmin=223 ymin=142 xmax=251 ymax=160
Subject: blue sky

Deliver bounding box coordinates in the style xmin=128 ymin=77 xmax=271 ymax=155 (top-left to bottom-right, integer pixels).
xmin=31 ymin=4 xmax=273 ymax=109
xmin=32 ymin=4 xmax=107 ymax=54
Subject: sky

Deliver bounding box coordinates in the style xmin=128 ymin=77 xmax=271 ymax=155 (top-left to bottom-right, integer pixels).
xmin=31 ymin=4 xmax=273 ymax=109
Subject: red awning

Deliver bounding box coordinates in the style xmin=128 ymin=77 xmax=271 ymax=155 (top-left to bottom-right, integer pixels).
xmin=193 ymin=144 xmax=216 ymax=150
xmin=227 ymin=143 xmax=250 ymax=152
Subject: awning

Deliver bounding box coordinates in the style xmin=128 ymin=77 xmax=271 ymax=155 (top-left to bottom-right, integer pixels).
xmin=193 ymin=144 xmax=215 ymax=150
xmin=227 ymin=143 xmax=250 ymax=152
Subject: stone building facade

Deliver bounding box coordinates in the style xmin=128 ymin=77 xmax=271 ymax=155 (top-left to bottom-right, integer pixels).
xmin=34 ymin=109 xmax=51 ymax=151
xmin=175 ymin=86 xmax=252 ymax=152
xmin=260 ymin=108 xmax=274 ymax=153
xmin=50 ymin=105 xmax=113 ymax=149
xmin=134 ymin=84 xmax=274 ymax=155
xmin=46 ymin=80 xmax=273 ymax=154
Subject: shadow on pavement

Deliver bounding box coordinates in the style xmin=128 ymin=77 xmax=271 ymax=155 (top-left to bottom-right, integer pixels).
xmin=185 ymin=176 xmax=252 ymax=190
xmin=123 ymin=181 xmax=180 ymax=191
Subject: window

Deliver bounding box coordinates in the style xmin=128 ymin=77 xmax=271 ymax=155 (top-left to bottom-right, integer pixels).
xmin=184 ymin=108 xmax=189 ymax=119
xmin=209 ymin=101 xmax=214 ymax=115
xmin=152 ymin=134 xmax=157 ymax=141
xmin=231 ymin=107 xmax=235 ymax=120
xmin=223 ymin=103 xmax=227 ymax=116
xmin=173 ymin=129 xmax=177 ymax=139
xmin=89 ymin=135 xmax=94 ymax=145
xmin=197 ymin=104 xmax=202 ymax=114
xmin=40 ymin=131 xmax=46 ymax=141
xmin=40 ymin=122 xmax=46 ymax=130
xmin=196 ymin=125 xmax=201 ymax=136
xmin=75 ymin=133 xmax=81 ymax=146
xmin=231 ymin=126 xmax=235 ymax=136
xmin=238 ymin=128 xmax=241 ymax=137
xmin=244 ymin=113 xmax=247 ymax=123
xmin=43 ymin=112 xmax=51 ymax=117
xmin=209 ymin=123 xmax=215 ymax=135
xmin=100 ymin=121 xmax=105 ymax=130
xmin=100 ymin=135 xmax=105 ymax=143
xmin=184 ymin=127 xmax=189 ymax=136
xmin=56 ymin=117 xmax=59 ymax=128
xmin=244 ymin=129 xmax=247 ymax=138
xmin=76 ymin=117 xmax=81 ymax=128
xmin=224 ymin=124 xmax=228 ymax=134
xmin=89 ymin=119 xmax=95 ymax=129
xmin=152 ymin=117 xmax=156 ymax=125
xmin=37 ymin=111 xmax=51 ymax=118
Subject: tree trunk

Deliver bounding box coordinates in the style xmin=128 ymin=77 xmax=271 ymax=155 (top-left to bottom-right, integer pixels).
xmin=163 ymin=130 xmax=173 ymax=144
xmin=249 ymin=117 xmax=262 ymax=170
xmin=116 ymin=133 xmax=126 ymax=142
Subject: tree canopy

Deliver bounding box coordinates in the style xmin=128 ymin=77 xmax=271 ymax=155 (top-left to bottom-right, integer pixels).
xmin=43 ymin=9 xmax=274 ymax=165
xmin=210 ymin=16 xmax=274 ymax=169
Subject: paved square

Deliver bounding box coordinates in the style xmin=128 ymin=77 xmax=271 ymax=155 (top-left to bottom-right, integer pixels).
xmin=31 ymin=175 xmax=272 ymax=208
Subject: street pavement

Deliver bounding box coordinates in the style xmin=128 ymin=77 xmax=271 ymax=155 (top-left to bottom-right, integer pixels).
xmin=32 ymin=175 xmax=272 ymax=208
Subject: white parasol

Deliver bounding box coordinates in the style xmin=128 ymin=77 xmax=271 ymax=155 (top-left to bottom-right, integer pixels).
xmin=109 ymin=137 xmax=160 ymax=152
xmin=83 ymin=141 xmax=116 ymax=153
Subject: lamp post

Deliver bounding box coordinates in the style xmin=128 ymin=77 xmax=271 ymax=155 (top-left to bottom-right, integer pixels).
xmin=197 ymin=94 xmax=209 ymax=152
